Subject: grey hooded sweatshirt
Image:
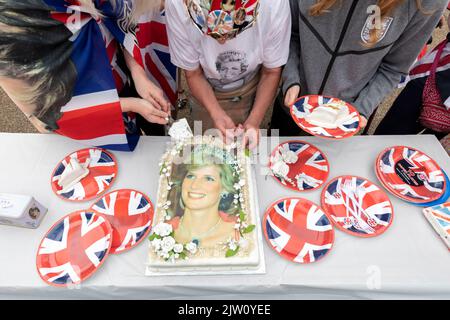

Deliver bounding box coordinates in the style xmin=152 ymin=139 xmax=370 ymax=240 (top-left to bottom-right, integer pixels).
xmin=282 ymin=0 xmax=448 ymax=117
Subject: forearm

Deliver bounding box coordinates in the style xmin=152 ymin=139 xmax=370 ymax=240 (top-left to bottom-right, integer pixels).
xmin=248 ymin=66 xmax=282 ymax=126
xmin=124 ymin=50 xmax=146 ymax=78
xmin=184 ymin=68 xmax=224 ymax=116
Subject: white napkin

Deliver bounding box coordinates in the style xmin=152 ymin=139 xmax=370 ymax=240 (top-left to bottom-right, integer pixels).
xmin=168 ymin=118 xmax=193 ymax=140
xmin=57 ymin=158 xmax=90 ymax=194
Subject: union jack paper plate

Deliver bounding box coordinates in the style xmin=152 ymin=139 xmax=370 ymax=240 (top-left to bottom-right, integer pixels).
xmin=51 ymin=148 xmax=118 ymax=202
xmin=90 ymin=189 xmax=154 ymax=254
xmin=290 ymin=95 xmax=361 ymax=139
xmin=405 ymin=170 xmax=450 ymax=207
xmin=375 ymin=146 xmax=446 ymax=204
xmin=36 ymin=211 xmax=112 ymax=287
xmin=321 ymin=176 xmax=394 ymax=237
xmin=263 ymin=198 xmax=335 ymax=264
xmin=268 ymin=140 xmax=329 ymax=192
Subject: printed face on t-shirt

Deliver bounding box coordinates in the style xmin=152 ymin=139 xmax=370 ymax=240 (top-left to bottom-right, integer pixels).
xmin=215 ymin=50 xmax=248 ymax=84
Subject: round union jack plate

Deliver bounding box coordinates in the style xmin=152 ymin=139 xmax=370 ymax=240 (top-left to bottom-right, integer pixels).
xmin=269 ymin=140 xmax=329 ymax=192
xmin=375 ymin=146 xmax=446 ymax=204
xmin=290 ymin=95 xmax=361 ymax=139
xmin=51 ymin=148 xmax=118 ymax=202
xmin=90 ymin=189 xmax=154 ymax=254
xmin=321 ymin=176 xmax=394 ymax=237
xmin=263 ymin=198 xmax=335 ymax=264
xmin=36 ymin=211 xmax=112 ymax=287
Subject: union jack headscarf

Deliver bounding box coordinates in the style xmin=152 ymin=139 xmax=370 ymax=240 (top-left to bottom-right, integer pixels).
xmin=0 ymin=0 xmax=176 ymax=151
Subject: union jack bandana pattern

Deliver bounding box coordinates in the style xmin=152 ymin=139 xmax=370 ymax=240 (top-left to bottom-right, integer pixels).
xmin=36 ymin=211 xmax=112 ymax=287
xmin=376 ymin=146 xmax=446 ymax=204
xmin=51 ymin=148 xmax=118 ymax=202
xmin=321 ymin=176 xmax=394 ymax=237
xmin=269 ymin=141 xmax=329 ymax=192
xmin=186 ymin=0 xmax=259 ymax=40
xmin=91 ymin=189 xmax=154 ymax=254
xmin=291 ymin=95 xmax=361 ymax=139
xmin=43 ymin=0 xmax=176 ymax=151
xmin=423 ymin=202 xmax=450 ymax=250
xmin=263 ymin=198 xmax=334 ymax=264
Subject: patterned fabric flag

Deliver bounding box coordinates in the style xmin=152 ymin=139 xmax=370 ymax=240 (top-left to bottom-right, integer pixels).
xmin=43 ymin=0 xmax=176 ymax=151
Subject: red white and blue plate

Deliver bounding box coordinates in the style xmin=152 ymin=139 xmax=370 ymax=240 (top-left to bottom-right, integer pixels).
xmin=375 ymin=146 xmax=446 ymax=204
xmin=321 ymin=176 xmax=394 ymax=237
xmin=269 ymin=140 xmax=329 ymax=191
xmin=263 ymin=198 xmax=335 ymax=264
xmin=90 ymin=189 xmax=154 ymax=254
xmin=290 ymin=95 xmax=361 ymax=139
xmin=36 ymin=211 xmax=112 ymax=287
xmin=51 ymin=148 xmax=118 ymax=202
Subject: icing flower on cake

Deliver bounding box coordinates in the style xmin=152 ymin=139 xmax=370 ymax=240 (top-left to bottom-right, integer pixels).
xmin=153 ymin=222 xmax=173 ymax=237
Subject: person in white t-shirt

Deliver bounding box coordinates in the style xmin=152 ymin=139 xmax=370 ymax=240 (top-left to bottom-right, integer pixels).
xmin=166 ymin=0 xmax=291 ymax=148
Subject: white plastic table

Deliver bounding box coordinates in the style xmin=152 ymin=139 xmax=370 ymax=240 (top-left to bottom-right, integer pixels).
xmin=0 ymin=133 xmax=449 ymax=300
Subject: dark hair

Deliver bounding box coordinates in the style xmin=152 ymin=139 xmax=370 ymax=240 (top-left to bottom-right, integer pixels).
xmin=0 ymin=0 xmax=77 ymax=130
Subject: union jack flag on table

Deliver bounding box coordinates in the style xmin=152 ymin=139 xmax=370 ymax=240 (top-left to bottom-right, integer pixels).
xmin=44 ymin=0 xmax=176 ymax=151
xmin=264 ymin=198 xmax=334 ymax=264
xmin=36 ymin=211 xmax=112 ymax=287
xmin=322 ymin=176 xmax=393 ymax=237
xmin=291 ymin=95 xmax=360 ymax=139
xmin=424 ymin=202 xmax=450 ymax=250
xmin=377 ymin=146 xmax=446 ymax=203
xmin=91 ymin=189 xmax=154 ymax=254
xmin=51 ymin=148 xmax=118 ymax=201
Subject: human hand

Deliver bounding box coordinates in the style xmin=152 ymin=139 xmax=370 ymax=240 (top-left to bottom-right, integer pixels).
xmin=284 ymin=85 xmax=301 ymax=108
xmin=211 ymin=110 xmax=237 ymax=142
xmin=132 ymin=69 xmax=171 ymax=114
xmin=359 ymin=115 xmax=368 ymax=129
xmin=240 ymin=119 xmax=260 ymax=150
xmin=120 ymin=97 xmax=169 ymax=125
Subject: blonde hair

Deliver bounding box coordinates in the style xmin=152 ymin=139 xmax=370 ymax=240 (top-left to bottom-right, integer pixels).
xmin=309 ymin=0 xmax=425 ymax=45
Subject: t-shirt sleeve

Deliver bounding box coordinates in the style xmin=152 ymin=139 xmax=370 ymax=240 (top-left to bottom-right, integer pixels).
xmin=262 ymin=0 xmax=292 ymax=69
xmin=165 ymin=0 xmax=200 ymax=71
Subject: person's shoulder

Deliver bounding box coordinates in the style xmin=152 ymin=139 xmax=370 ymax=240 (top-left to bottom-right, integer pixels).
xmin=165 ymin=0 xmax=186 ymax=14
xmin=257 ymin=0 xmax=289 ymax=26
xmin=259 ymin=0 xmax=289 ymax=12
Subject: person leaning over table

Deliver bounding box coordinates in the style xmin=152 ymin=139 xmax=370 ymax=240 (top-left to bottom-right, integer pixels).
xmin=0 ymin=0 xmax=172 ymax=151
xmin=165 ymin=0 xmax=291 ymax=148
xmin=270 ymin=0 xmax=448 ymax=136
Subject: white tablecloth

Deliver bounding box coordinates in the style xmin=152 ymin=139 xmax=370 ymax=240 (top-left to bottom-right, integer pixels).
xmin=0 ymin=133 xmax=449 ymax=300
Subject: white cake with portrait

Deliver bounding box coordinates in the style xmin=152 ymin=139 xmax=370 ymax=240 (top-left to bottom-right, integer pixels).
xmin=145 ymin=135 xmax=265 ymax=275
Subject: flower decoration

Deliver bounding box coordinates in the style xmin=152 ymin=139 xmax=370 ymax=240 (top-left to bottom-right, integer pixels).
xmin=149 ymin=221 xmax=198 ymax=262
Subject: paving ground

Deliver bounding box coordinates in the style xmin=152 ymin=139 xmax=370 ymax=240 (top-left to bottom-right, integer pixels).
xmin=1 ymin=22 xmax=448 ymax=136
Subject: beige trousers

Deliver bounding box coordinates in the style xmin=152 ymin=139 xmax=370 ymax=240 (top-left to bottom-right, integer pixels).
xmin=190 ymin=74 xmax=261 ymax=132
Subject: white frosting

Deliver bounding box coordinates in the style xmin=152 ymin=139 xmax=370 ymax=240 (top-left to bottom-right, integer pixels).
xmin=305 ymin=103 xmax=353 ymax=129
